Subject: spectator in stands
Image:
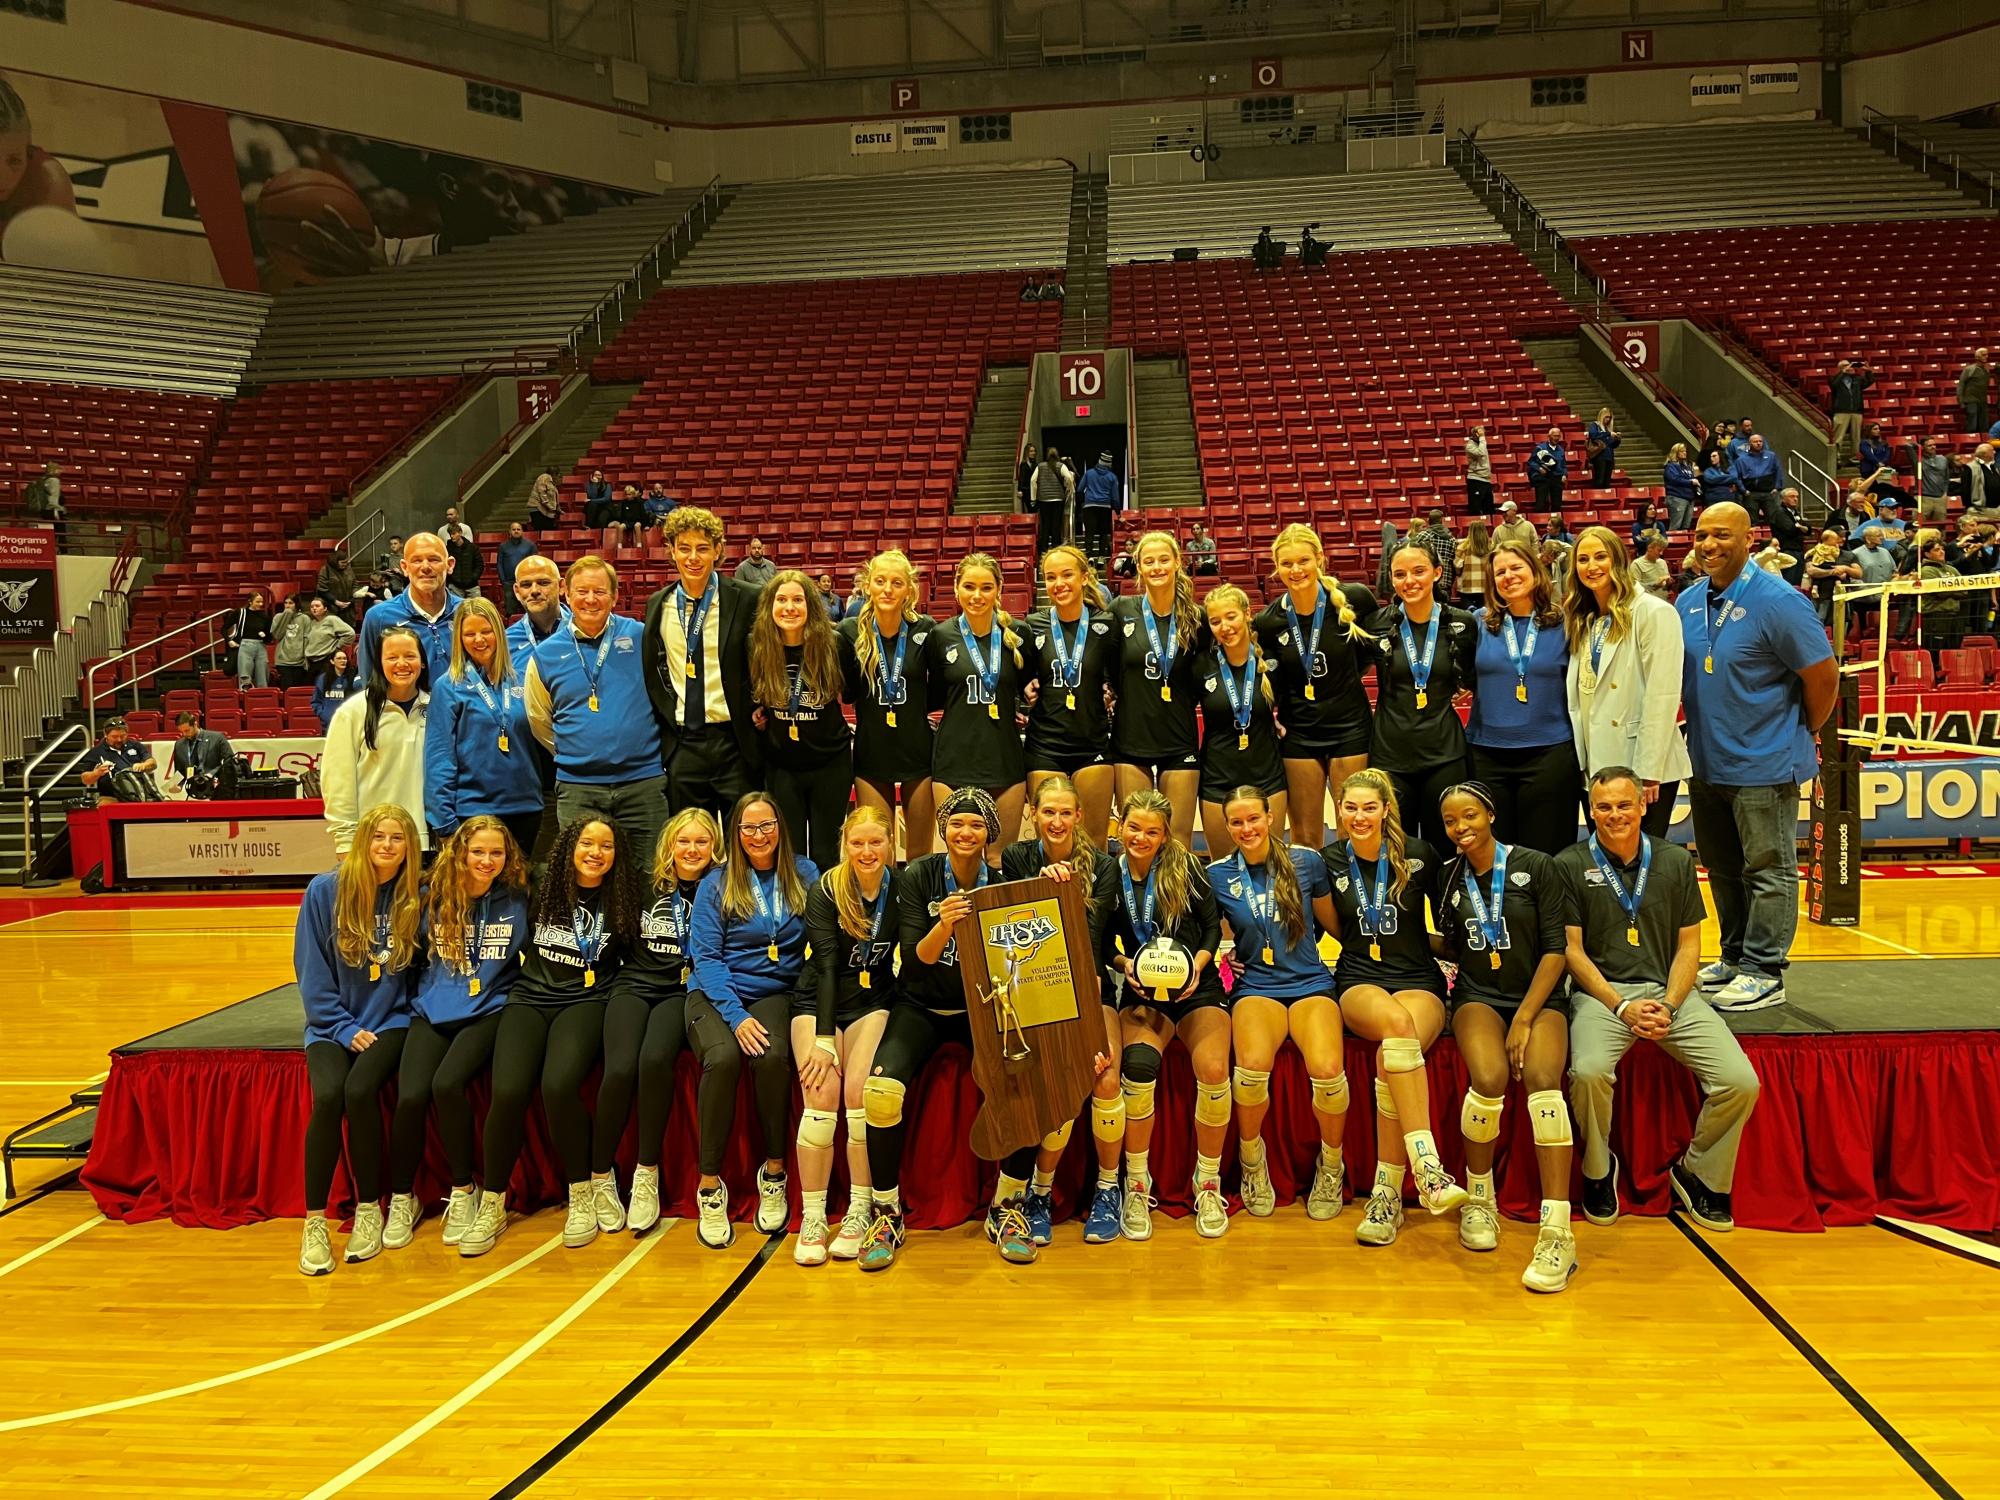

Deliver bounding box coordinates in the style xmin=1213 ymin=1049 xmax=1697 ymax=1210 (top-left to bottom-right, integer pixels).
xmin=1695 ymin=444 xmax=1737 ymax=511
xmin=301 ymin=586 xmax=356 ymax=672
xmin=1017 ymin=444 xmax=1037 ymax=513
xmin=603 ymin=484 xmax=642 ymax=546
xmin=1633 ymin=499 xmax=1673 ymax=553
xmin=447 ymin=524 xmax=484 ymax=597
xmin=1661 ymin=445 xmax=1698 ymax=532
xmin=1463 ymin=422 xmax=1494 ymax=515
xmin=734 ymin=536 xmax=777 ymax=590
xmin=169 ymin=711 xmax=236 ymax=798
xmin=1079 ymin=451 xmax=1121 ymax=565
xmin=314 ymin=645 xmax=359 ymax=732
xmin=273 ymin=593 xmax=309 ymax=689
xmin=843 ymin=566 xmax=868 ymax=621
xmin=505 ymin=554 xmax=568 ymax=667
xmin=1585 ymin=408 xmax=1621 ymax=488
xmin=1413 ymin=508 xmax=1458 ymax=598
xmin=583 ymin=469 xmax=613 ymax=528
xmin=1632 ymin=535 xmax=1673 ymax=597
xmin=1526 ymin=428 xmax=1567 ymax=513
xmin=1828 ymin=359 xmax=1874 ymax=465
xmin=643 ymin=484 xmax=676 ymax=539
xmin=1854 ymin=495 xmax=1907 ymax=543
xmin=1849 ymin=525 xmax=1895 ymax=635
xmin=1728 ymin=419 xmax=1756 ymax=462
xmin=323 ymin=626 xmax=430 ymax=858
xmin=1957 ymin=348 xmax=1990 ymax=435
xmin=24 ymin=460 xmax=64 ymax=544
xmin=528 ymin=468 xmax=561 ymax=533
xmin=1184 ymin=520 xmax=1219 ymax=577
xmin=81 ymin=717 xmax=159 ymax=802
xmin=317 ymin=548 xmax=357 ymax=615
xmin=228 ymin=590 xmax=273 ymax=690
xmin=359 ymin=533 xmax=461 ymax=687
xmin=1032 ymin=446 xmax=1073 ymax=558
xmin=349 ymin=584 xmax=377 ymax=625
xmin=1915 ymin=535 xmax=1968 ymax=657
xmin=1700 ymin=420 xmax=1733 ymax=474
xmin=1730 ymin=434 xmax=1784 ymax=526
xmin=377 ymin=536 xmax=408 ymax=596
xmin=1916 ymin=437 xmax=1951 ymax=523
xmin=1680 ymin=503 xmax=1837 ymax=1013
xmin=1859 ymin=423 xmax=1896 ymax=484
xmin=1455 ymin=519 xmax=1491 ymax=609
xmin=1804 ymin=529 xmax=1860 ymax=624
xmin=1111 ymin=535 xmax=1139 ymax=589
xmin=1771 ymin=489 xmax=1808 ymax=585
xmin=442 ymin=507 xmax=463 ymax=537
xmin=497 ymin=522 xmax=536 ymax=605
xmin=816 ymin=572 xmax=845 ymax=620
xmin=1959 ymin=443 xmax=2000 ymax=513
xmin=1540 ymin=536 xmax=1573 ymax=601
xmin=1493 ymin=500 xmax=1538 ymax=549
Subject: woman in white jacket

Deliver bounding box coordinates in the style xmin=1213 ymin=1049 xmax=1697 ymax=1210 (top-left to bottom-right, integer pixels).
xmin=323 ymin=625 xmax=431 ymax=857
xmin=1562 ymin=526 xmax=1692 ymax=838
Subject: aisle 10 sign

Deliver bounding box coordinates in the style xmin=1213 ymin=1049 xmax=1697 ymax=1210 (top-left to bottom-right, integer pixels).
xmin=1058 ymin=352 xmax=1106 ymax=401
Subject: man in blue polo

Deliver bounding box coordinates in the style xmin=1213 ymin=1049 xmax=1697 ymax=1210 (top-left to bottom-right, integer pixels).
xmin=1680 ymin=502 xmax=1838 ymax=1012
xmin=504 ymin=553 xmax=569 ymax=670
xmin=358 ymin=532 xmax=461 ymax=684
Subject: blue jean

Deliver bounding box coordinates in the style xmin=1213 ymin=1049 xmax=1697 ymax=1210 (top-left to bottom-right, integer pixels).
xmin=235 ymin=640 xmax=268 ymax=688
xmin=1688 ymin=777 xmax=1801 ymax=978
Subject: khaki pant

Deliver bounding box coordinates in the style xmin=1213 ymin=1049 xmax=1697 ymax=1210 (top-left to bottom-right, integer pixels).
xmin=1831 ymin=411 xmax=1861 ymax=463
xmin=1918 ymin=493 xmax=1950 ymax=523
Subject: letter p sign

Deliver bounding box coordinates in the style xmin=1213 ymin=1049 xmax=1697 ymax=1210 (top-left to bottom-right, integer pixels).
xmin=892 ymin=78 xmax=921 ymax=112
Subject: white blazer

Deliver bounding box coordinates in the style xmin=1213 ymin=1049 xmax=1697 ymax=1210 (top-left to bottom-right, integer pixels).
xmin=321 ymin=690 xmax=431 ymax=856
xmin=1565 ymin=590 xmax=1693 ymax=786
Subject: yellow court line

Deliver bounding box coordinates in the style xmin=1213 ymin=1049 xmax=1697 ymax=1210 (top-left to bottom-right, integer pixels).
xmin=300 ymin=1225 xmax=669 ymax=1500
xmin=0 ymin=1215 xmax=104 ymax=1281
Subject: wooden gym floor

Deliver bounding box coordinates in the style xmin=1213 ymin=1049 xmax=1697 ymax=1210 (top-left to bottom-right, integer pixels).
xmin=1 ymin=874 xmax=1997 ymax=1499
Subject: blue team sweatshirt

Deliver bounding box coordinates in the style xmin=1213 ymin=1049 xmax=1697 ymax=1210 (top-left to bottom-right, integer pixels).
xmin=313 ymin=670 xmax=359 ymax=732
xmin=412 ymin=888 xmax=530 ymax=1025
xmin=687 ymin=857 xmax=820 ymax=1027
xmin=423 ymin=666 xmax=543 ymax=828
xmin=1731 ymin=449 xmax=1783 ymax=490
xmin=1700 ymin=464 xmax=1740 ymax=502
xmin=295 ymin=872 xmax=417 ymax=1048
xmin=527 ymin=615 xmax=662 ymax=783
xmin=1528 ymin=442 xmax=1567 ymax=481
xmin=1080 ymin=465 xmax=1121 ymax=509
xmin=1663 ymin=461 xmax=1698 ymax=501
xmin=358 ymin=588 xmax=463 ymax=687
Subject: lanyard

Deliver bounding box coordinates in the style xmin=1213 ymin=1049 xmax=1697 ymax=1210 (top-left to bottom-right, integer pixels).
xmin=463 ymin=894 xmax=495 ymax=991
xmin=959 ymin=613 xmax=1003 ymax=720
xmin=675 ymin=575 xmax=717 ymax=678
xmin=1459 ymin=845 xmax=1510 ymax=970
xmin=1588 ymin=835 xmax=1649 ymax=946
xmin=1234 ymin=852 xmax=1278 ymax=965
xmin=570 ymin=625 xmax=612 ymax=711
xmin=1347 ymin=841 xmax=1392 ymax=961
xmin=570 ymin=900 xmax=605 ymax=987
xmin=465 ymin=671 xmax=514 ymax=752
xmin=1399 ymin=608 xmax=1441 ymax=709
xmin=1142 ymin=597 xmax=1179 ymax=700
xmin=874 ymin=620 xmax=909 ymax=719
xmin=1049 ymin=605 xmax=1089 ymax=705
xmin=368 ymin=892 xmax=392 ymax=979
xmin=856 ymin=881 xmax=890 ymax=989
xmin=1218 ymin=650 xmax=1257 ymax=749
xmin=1285 ymin=586 xmax=1327 ymax=700
xmin=1588 ymin=616 xmax=1613 ymax=678
xmin=750 ymin=866 xmax=790 ymax=963
xmin=1120 ymin=859 xmax=1158 ymax=948
xmin=784 ymin=657 xmax=810 ymax=739
xmin=941 ymin=860 xmax=988 ymax=965
xmin=1702 ymin=577 xmax=1742 ymax=674
xmin=670 ymin=886 xmax=693 ymax=949
xmin=1501 ymin=613 xmax=1539 ymax=703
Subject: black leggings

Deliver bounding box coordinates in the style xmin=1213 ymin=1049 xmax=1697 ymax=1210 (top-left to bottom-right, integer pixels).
xmin=305 ymin=1032 xmax=407 ymax=1210
xmin=685 ymin=991 xmax=793 ymax=1175
xmin=1387 ymin=759 xmax=1467 ymax=858
xmin=594 ymin=983 xmax=689 ymax=1173
xmin=865 ymin=1004 xmax=1035 ymax=1196
xmin=767 ymin=750 xmax=853 ymax=873
xmin=390 ymin=1012 xmax=502 ymax=1194
xmin=481 ymin=1001 xmax=605 ymax=1193
xmin=1469 ymin=740 xmax=1582 ymax=854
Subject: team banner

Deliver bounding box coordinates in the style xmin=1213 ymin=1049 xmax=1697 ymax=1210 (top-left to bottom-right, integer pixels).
xmin=120 ymin=812 xmax=334 ymax=880
xmin=143 ymin=736 xmax=323 ymax=799
xmin=900 ymin=120 xmax=951 ymax=152
xmin=1690 ymin=72 xmax=1744 ymax=107
xmin=1747 ymin=63 xmax=1802 ymax=95
xmin=0 ymin=528 xmax=60 ymax=641
xmin=849 ymin=123 xmax=899 ymax=155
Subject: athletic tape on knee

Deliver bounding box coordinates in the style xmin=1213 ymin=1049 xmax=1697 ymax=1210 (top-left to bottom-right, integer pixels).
xmin=1309 ymin=1073 xmax=1350 ymax=1115
xmin=1041 ymin=1119 xmax=1074 ymax=1153
xmin=1380 ymin=1036 xmax=1425 ymax=1074
xmin=861 ymin=1075 xmax=906 ymax=1129
xmin=1528 ymin=1089 xmax=1573 ymax=1148
xmin=1194 ymin=1078 xmax=1232 ymax=1127
xmin=846 ymin=1105 xmax=868 ymax=1136
xmin=1460 ymin=1090 xmax=1505 ymax=1145
xmin=1373 ymin=1076 xmax=1399 ymax=1120
xmin=1231 ymin=1066 xmax=1271 ymax=1106
xmin=1121 ymin=1076 xmax=1157 ymax=1122
xmin=1091 ymin=1094 xmax=1126 ymax=1142
xmin=797 ymin=1107 xmax=838 ymax=1151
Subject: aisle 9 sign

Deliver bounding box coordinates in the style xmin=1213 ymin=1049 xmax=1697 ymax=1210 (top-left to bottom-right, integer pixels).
xmin=1611 ymin=322 xmax=1659 ymax=373
xmin=1058 ymin=353 xmax=1106 ymax=401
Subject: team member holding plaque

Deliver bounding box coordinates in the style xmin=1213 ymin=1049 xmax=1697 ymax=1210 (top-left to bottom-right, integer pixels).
xmin=1211 ymin=787 xmax=1349 ymax=1224
xmin=1090 ymin=788 xmax=1232 ymax=1242
xmin=1434 ymin=784 xmax=1578 ymax=1293
xmin=791 ymin=806 xmax=897 ymax=1266
xmin=748 ymin=571 xmax=851 ymax=871
xmin=925 ymin=554 xmax=1028 ymax=863
xmin=840 ymin=549 xmax=937 ymax=859
xmin=684 ymin=793 xmax=817 ymax=1250
xmin=1109 ymin=531 xmax=1207 ymax=844
xmin=860 ymin=788 xmax=1043 ymax=1271
xmin=1256 ymin=524 xmax=1377 ymax=848
xmin=1194 ymin=584 xmax=1290 ymax=856
xmin=1322 ymin=769 xmax=1468 ymax=1248
xmin=1364 ymin=543 xmax=1478 ymax=856
xmin=1022 ymin=546 xmax=1118 ymax=846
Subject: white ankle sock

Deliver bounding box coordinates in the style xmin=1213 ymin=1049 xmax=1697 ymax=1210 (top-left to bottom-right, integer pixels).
xmin=803 ymin=1189 xmax=827 ymax=1217
xmin=871 ymin=1187 xmax=901 ymax=1212
xmin=1195 ymin=1152 xmax=1221 ymax=1184
xmin=1541 ymin=1199 xmax=1572 ymax=1230
xmin=1468 ymin=1170 xmax=1495 ymax=1204
xmin=1097 ymin=1167 xmax=1119 ymax=1189
xmin=1127 ymin=1149 xmax=1149 ymax=1184
xmin=994 ymin=1172 xmax=1028 ymax=1206
xmin=1030 ymin=1167 xmax=1056 ymax=1196
xmin=1403 ymin=1128 xmax=1440 ymax=1165
xmin=848 ymin=1184 xmax=871 ymax=1212
xmin=1319 ymin=1142 xmax=1343 ymax=1172
xmin=1239 ymin=1135 xmax=1267 ymax=1168
xmin=1373 ymin=1161 xmax=1400 ymax=1194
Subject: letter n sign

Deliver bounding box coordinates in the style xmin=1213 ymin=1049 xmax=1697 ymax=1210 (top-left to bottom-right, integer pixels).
xmin=892 ymin=78 xmax=921 ymax=112
xmin=1622 ymin=30 xmax=1652 ymax=62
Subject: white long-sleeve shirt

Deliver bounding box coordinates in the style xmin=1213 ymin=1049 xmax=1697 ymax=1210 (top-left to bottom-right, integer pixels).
xmin=320 ymin=690 xmax=430 ymax=856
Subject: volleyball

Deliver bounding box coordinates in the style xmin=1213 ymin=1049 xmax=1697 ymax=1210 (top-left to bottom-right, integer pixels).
xmin=1129 ymin=936 xmax=1194 ymax=1002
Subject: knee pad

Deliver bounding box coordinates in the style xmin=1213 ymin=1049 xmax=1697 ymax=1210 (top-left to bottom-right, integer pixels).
xmin=845 ymin=1105 xmax=869 ymax=1139
xmin=1528 ymin=1089 xmax=1573 ymax=1148
xmin=1121 ymin=1076 xmax=1157 ymax=1122
xmin=1373 ymin=1076 xmax=1399 ymax=1120
xmin=1309 ymin=1073 xmax=1350 ymax=1115
xmin=1460 ymin=1089 xmax=1505 ymax=1145
xmin=1194 ymin=1077 xmax=1232 ymax=1127
xmin=861 ymin=1074 xmax=906 ymax=1130
xmin=1231 ymin=1066 xmax=1272 ymax=1107
xmin=1090 ymin=1093 xmax=1126 ymax=1143
xmin=1120 ymin=1043 xmax=1161 ymax=1085
xmin=1379 ymin=1035 xmax=1425 ymax=1074
xmin=796 ymin=1107 xmax=838 ymax=1151
xmin=1040 ymin=1119 xmax=1074 ymax=1153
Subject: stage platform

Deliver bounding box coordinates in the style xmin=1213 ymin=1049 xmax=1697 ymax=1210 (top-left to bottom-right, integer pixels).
xmin=80 ymin=964 xmax=2000 ymax=1237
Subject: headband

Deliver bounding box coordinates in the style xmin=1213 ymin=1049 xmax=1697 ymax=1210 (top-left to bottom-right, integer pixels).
xmin=1439 ymin=781 xmax=1498 ymax=815
xmin=936 ymin=786 xmax=1001 ymax=845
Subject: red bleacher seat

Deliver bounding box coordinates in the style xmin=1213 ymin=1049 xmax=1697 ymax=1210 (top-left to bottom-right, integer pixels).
xmin=1938 ymin=648 xmax=1992 ymax=686
xmin=1888 ymin=650 xmax=1935 ymax=688
xmin=122 ymin=711 xmax=163 ymax=738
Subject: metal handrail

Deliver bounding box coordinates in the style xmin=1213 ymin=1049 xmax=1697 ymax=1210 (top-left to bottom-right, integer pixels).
xmin=1453 ymin=131 xmax=1607 ymax=314
xmin=1125 ymin=347 xmax=1141 ymax=510
xmin=85 ymin=608 xmax=230 ymax=741
xmin=1860 ymin=106 xmax=2000 ymax=210
xmin=567 ymin=176 xmax=724 ymax=355
xmin=1689 ymin=311 xmax=1835 ymax=438
xmin=1787 ymin=448 xmax=1842 ymax=526
xmin=18 ymin=722 xmax=88 ymax=882
xmin=456 ymin=351 xmax=585 ymax=502
xmin=337 ymin=507 xmax=387 ymax=565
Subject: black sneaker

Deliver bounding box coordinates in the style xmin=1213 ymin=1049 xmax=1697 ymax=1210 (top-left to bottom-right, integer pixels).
xmin=1580 ymin=1153 xmax=1620 ymax=1226
xmin=1671 ymin=1161 xmax=1734 ymax=1233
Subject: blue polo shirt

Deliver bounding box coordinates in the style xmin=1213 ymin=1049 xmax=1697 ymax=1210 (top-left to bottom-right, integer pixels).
xmin=1465 ymin=614 xmax=1572 ymax=750
xmin=1680 ymin=562 xmax=1830 ymax=786
xmin=358 ymin=588 xmax=463 ymax=686
xmin=1207 ymin=846 xmax=1335 ymax=1002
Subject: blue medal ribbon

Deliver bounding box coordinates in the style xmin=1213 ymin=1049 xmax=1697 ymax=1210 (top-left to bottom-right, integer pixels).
xmin=856 ymin=880 xmax=890 ymax=989
xmin=1399 ymin=608 xmax=1441 ymax=709
xmin=750 ymin=866 xmax=790 ymax=963
xmin=465 ymin=671 xmax=514 ymax=751
xmin=1459 ymin=844 xmax=1511 ymax=970
xmin=1233 ymin=851 xmax=1278 ymax=965
xmin=874 ymin=621 xmax=909 ymax=721
xmin=570 ymin=899 xmax=606 ymax=987
xmin=1049 ymin=605 xmax=1089 ymax=707
xmin=569 ymin=625 xmax=613 ymax=711
xmin=1120 ymin=858 xmax=1159 ymax=948
xmin=1702 ymin=575 xmax=1743 ymax=674
xmin=675 ymin=575 xmax=716 ymax=677
xmin=959 ymin=613 xmax=1003 ymax=718
xmin=1218 ymin=649 xmax=1257 ymax=748
xmin=1285 ymin=586 xmax=1327 ymax=699
xmin=1588 ymin=834 xmax=1650 ymax=946
xmin=1142 ymin=597 xmax=1179 ymax=699
xmin=1347 ymin=841 xmax=1392 ymax=960
xmin=940 ymin=860 xmax=989 ymax=966
xmin=1587 ymin=617 xmax=1613 ymax=680
xmin=1501 ymin=613 xmax=1539 ymax=704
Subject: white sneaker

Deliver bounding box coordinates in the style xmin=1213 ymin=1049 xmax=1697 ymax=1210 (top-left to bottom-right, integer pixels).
xmin=1709 ymin=973 xmax=1787 ymax=1012
xmin=563 ymin=1182 xmax=598 ymax=1248
xmin=696 ymin=1185 xmax=734 ymax=1249
xmin=440 ymin=1187 xmax=477 ymax=1246
xmin=459 ymin=1191 xmax=508 ymax=1257
xmin=1306 ymin=1158 xmax=1346 ymax=1221
xmin=627 ymin=1165 xmax=661 ymax=1234
xmin=382 ymin=1193 xmax=420 ymax=1251
xmin=755 ymin=1166 xmax=790 ymax=1233
xmin=1522 ymin=1224 xmax=1579 ymax=1293
xmin=1458 ymin=1199 xmax=1500 ymax=1251
xmin=345 ymin=1201 xmax=384 ymax=1263
xmin=592 ymin=1176 xmax=626 ymax=1233
xmin=1355 ymin=1187 xmax=1404 ymax=1246
xmin=1697 ymin=960 xmax=1737 ymax=991
xmin=1192 ymin=1174 xmax=1229 ymax=1238
xmin=1414 ymin=1158 xmax=1469 ymax=1215
xmin=299 ymin=1216 xmax=334 ymax=1277
xmin=1238 ymin=1152 xmax=1276 ymax=1217
xmin=794 ymin=1213 xmax=830 ymax=1266
xmin=829 ymin=1200 xmax=870 ymax=1260
xmin=1120 ymin=1175 xmax=1156 ymax=1241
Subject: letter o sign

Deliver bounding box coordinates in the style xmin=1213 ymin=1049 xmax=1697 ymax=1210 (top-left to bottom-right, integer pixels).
xmin=1251 ymin=57 xmax=1282 ymax=90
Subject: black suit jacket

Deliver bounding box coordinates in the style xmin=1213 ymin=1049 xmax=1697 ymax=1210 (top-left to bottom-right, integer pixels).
xmin=642 ymin=575 xmax=762 ymax=772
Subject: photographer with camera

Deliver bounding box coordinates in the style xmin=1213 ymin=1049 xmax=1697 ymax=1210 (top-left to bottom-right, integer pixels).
xmin=1298 ymin=222 xmax=1329 ymax=269
xmin=169 ymin=711 xmax=238 ymax=801
xmin=81 ymin=717 xmax=161 ymax=803
xmin=1829 ymin=359 xmax=1874 ymax=467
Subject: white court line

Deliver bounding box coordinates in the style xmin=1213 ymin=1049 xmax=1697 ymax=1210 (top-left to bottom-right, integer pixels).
xmin=0 ymin=1226 xmax=595 ymax=1433
xmin=1839 ymin=924 xmax=1930 ymax=959
xmin=0 ymin=1215 xmax=104 ymax=1280
xmin=302 ymin=1227 xmax=668 ymax=1500
xmin=0 ymin=1080 xmax=104 ymax=1088
xmin=1882 ymin=1217 xmax=2000 ymax=1266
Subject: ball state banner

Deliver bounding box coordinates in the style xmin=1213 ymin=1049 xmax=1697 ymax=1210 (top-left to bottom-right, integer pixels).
xmin=0 ymin=527 xmax=59 ymax=640
xmin=142 ymin=736 xmax=323 ymax=799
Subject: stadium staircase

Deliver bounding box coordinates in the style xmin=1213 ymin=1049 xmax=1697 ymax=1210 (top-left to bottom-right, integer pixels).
xmin=956 ymin=369 xmax=1031 ymax=516
xmin=1519 ymin=336 xmax=1667 ymax=480
xmin=1061 ymin=173 xmax=1111 ymax=349
xmin=1132 ymin=359 xmax=1204 ymax=510
xmin=1447 ymin=137 xmax=1604 ymax=319
xmin=472 ymin=382 xmax=646 ymax=530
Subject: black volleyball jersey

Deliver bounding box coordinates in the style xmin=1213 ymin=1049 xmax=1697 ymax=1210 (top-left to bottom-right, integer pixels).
xmin=1022 ymin=604 xmax=1117 ymax=758
xmin=924 ymin=616 xmax=1027 ymax=790
xmin=507 ymin=892 xmax=621 ymax=1007
xmin=1320 ymin=837 xmax=1444 ymax=988
xmin=1362 ymin=603 xmax=1479 ymax=772
xmin=1192 ymin=648 xmax=1286 ymax=792
xmin=803 ymin=868 xmax=898 ymax=1034
xmin=1435 ymin=845 xmax=1567 ymax=1008
xmin=1107 ymin=594 xmax=1209 ymax=759
xmin=839 ymin=612 xmax=936 ymax=782
xmin=1253 ymin=582 xmax=1378 ymax=740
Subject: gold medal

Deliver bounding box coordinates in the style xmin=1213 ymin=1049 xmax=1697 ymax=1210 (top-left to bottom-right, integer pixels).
xmin=1702 ymin=656 xmax=1713 ymax=675
xmin=1626 ymin=926 xmax=1641 ymax=947
xmin=583 ymin=967 xmax=596 ymax=988
xmin=680 ymin=965 xmax=691 ymax=985
xmin=885 ymin=709 xmax=897 ymax=728
xmin=469 ymin=975 xmax=482 ymax=995
xmin=789 ymin=724 xmax=800 ymax=741
xmin=1304 ymin=684 xmax=1316 ymax=701
xmin=497 ymin=733 xmax=509 ymax=753
xmin=767 ymin=942 xmax=781 ymax=962
xmin=1160 ymin=684 xmax=1172 ymax=703
xmin=988 ymin=702 xmax=1000 ymax=720
xmin=684 ymin=659 xmax=697 ymax=679
xmin=1488 ymin=951 xmax=1502 ymax=970
xmin=1579 ymin=668 xmax=1598 ymax=694
xmin=588 ymin=693 xmax=600 ymax=712
xmin=369 ymin=961 xmax=381 ymax=981
xmin=1415 ymin=689 xmax=1428 ymax=709
xmin=1261 ymin=945 xmax=1275 ymax=965
xmin=1238 ymin=732 xmax=1249 ymax=750
xmin=1515 ymin=683 xmax=1529 ymax=703
xmin=1065 ymin=691 xmax=1077 ymax=711
xmin=859 ymin=969 xmax=872 ymax=990
xmin=1368 ymin=941 xmax=1381 ymax=962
